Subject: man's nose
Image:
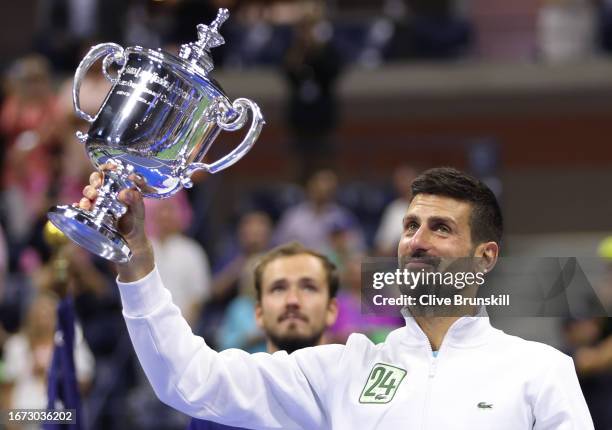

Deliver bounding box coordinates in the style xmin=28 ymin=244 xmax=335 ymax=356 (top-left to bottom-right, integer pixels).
xmin=284 ymin=286 xmax=300 ymax=306
xmin=404 ymin=226 xmax=432 ymax=254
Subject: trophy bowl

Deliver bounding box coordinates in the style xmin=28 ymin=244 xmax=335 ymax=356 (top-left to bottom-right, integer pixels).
xmin=47 ymin=9 xmax=264 ymax=263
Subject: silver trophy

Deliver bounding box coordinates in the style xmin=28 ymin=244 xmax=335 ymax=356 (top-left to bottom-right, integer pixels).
xmin=47 ymin=9 xmax=264 ymax=263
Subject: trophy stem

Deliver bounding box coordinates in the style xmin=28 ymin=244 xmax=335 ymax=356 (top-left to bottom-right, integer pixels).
xmin=89 ymin=169 xmax=129 ymax=225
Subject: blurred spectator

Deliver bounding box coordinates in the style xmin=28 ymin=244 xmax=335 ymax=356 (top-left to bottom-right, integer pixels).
xmin=537 ymin=0 xmax=597 ymax=63
xmin=564 ymin=315 xmax=612 ymax=427
xmin=284 ymin=1 xmax=342 ymax=180
xmin=1 ymin=55 xmax=61 ymax=248
xmin=386 ymin=0 xmax=472 ymax=60
xmin=124 ymin=0 xmax=176 ymax=49
xmin=217 ymin=260 xmax=266 ymax=353
xmin=374 ymin=165 xmax=417 ymax=256
xmin=602 ymin=0 xmax=612 ymax=52
xmin=327 ymin=220 xmax=355 ymax=273
xmin=562 ymin=236 xmax=612 ymax=429
xmin=0 ymin=224 xmax=7 ymax=298
xmin=274 ymin=169 xmax=364 ymax=253
xmin=145 ymin=192 xmax=211 ymax=326
xmin=329 ymin=254 xmax=403 ymax=344
xmin=197 ymin=211 xmax=273 ymax=349
xmin=34 ymin=244 xmax=108 ymax=301
xmin=211 ymin=211 xmax=273 ymax=300
xmin=1 ymin=293 xmax=94 ymax=411
xmin=0 ymin=55 xmax=58 ymax=147
xmin=34 ymin=0 xmax=124 ymax=71
xmin=335 ymin=180 xmax=391 ymax=249
xmin=0 ymin=224 xmax=7 ymax=405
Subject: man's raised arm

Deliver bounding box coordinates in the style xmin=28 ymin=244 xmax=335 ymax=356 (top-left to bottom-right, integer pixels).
xmin=79 ymin=170 xmax=340 ymax=429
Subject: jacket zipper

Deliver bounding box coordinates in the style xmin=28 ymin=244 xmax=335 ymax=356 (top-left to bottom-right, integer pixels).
xmin=421 ymin=341 xmax=439 ymax=430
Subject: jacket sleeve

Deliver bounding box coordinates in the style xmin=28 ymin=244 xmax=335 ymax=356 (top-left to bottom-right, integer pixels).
xmin=118 ymin=268 xmax=343 ymax=430
xmin=532 ymin=353 xmax=594 ymax=430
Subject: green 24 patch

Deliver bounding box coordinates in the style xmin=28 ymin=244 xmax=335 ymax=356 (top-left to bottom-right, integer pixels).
xmin=359 ymin=363 xmax=406 ymax=404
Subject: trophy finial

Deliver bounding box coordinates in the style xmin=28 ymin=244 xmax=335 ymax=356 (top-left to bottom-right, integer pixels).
xmin=196 ymin=8 xmax=229 ymax=51
xmin=209 ymin=8 xmax=229 ymax=35
xmin=179 ymin=8 xmax=230 ymax=73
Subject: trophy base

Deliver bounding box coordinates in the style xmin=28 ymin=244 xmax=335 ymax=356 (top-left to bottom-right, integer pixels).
xmin=47 ymin=205 xmax=132 ymax=263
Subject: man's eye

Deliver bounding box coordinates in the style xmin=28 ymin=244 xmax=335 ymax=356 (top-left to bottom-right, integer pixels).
xmin=270 ymin=285 xmax=286 ymax=293
xmin=405 ymin=222 xmax=418 ymax=232
xmin=301 ymin=284 xmax=318 ymax=292
xmin=435 ymin=224 xmax=450 ymax=233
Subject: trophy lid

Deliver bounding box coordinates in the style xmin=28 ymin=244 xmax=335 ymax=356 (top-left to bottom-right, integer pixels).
xmin=178 ymin=8 xmax=229 ymax=75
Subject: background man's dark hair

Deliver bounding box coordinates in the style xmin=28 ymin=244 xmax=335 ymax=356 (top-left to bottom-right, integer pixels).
xmin=253 ymin=242 xmax=340 ymax=301
xmin=411 ymin=167 xmax=503 ymax=245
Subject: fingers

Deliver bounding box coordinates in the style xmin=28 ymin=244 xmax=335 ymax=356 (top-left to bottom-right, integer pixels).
xmin=86 ymin=164 xmax=129 ymax=204
xmin=81 ymin=165 xmax=149 ymax=245
xmin=79 ymin=197 xmax=92 ymax=211
xmin=128 ymin=173 xmax=146 ymax=188
xmin=118 ymin=189 xmax=144 ymax=218
xmin=117 ymin=188 xmax=146 ymax=240
xmin=99 ymin=161 xmax=117 ymax=172
xmin=128 ymin=173 xmax=155 ymax=194
xmin=83 ymin=185 xmax=98 ymax=200
xmin=89 ymin=162 xmax=119 ymax=187
xmin=89 ymin=171 xmax=103 ymax=188
xmin=81 ymin=183 xmax=99 ymax=210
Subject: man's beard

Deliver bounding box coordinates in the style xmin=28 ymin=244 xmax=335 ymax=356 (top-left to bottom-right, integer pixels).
xmin=403 ymin=277 xmax=460 ymax=316
xmin=398 ymin=250 xmax=479 ymax=316
xmin=397 ymin=251 xmax=442 ymax=296
xmin=267 ymin=329 xmax=325 ymax=354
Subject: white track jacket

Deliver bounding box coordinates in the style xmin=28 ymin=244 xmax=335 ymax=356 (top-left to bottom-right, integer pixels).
xmin=118 ymin=268 xmax=594 ymax=430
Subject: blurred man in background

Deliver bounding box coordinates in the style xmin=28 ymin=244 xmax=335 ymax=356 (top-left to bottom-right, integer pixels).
xmin=199 ymin=211 xmax=273 ymax=352
xmin=284 ymin=1 xmax=341 ymax=180
xmin=374 ymin=165 xmax=418 ymax=256
xmin=189 ymin=242 xmax=339 ymax=429
xmin=274 ymin=169 xmax=363 ymax=253
xmin=562 ymin=236 xmax=612 ymax=428
xmin=1 ymin=55 xmax=61 ymax=251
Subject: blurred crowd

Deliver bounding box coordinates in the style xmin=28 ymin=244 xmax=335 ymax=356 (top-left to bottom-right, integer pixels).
xmin=0 ymin=0 xmax=611 ymax=429
xmin=22 ymin=0 xmax=612 ymax=74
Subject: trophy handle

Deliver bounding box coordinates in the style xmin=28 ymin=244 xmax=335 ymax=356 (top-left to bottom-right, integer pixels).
xmin=179 ymin=98 xmax=264 ymax=187
xmin=73 ymin=43 xmax=126 ymax=123
xmin=197 ymin=98 xmax=265 ymax=175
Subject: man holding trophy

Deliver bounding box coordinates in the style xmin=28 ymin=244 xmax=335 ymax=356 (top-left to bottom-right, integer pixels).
xmin=51 ymin=8 xmax=593 ymax=430
xmin=74 ymin=165 xmax=593 ymax=429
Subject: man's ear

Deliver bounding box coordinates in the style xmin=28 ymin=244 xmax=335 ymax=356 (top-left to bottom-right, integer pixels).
xmin=474 ymin=241 xmax=499 ymax=274
xmin=326 ymin=297 xmax=339 ymax=327
xmin=255 ymin=301 xmax=264 ymax=329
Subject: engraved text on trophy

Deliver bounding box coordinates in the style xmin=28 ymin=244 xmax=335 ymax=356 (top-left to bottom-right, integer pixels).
xmin=115 ymin=66 xmax=191 ymax=109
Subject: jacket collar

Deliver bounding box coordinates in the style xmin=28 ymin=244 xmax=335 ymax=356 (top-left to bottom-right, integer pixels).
xmin=400 ymin=306 xmax=494 ymax=349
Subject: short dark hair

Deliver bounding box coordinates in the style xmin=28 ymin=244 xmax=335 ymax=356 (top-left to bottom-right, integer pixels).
xmin=410 ymin=167 xmax=503 ymax=245
xmin=253 ymin=242 xmax=339 ymax=301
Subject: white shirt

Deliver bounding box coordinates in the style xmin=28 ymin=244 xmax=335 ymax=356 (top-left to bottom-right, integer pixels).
xmin=117 ymin=268 xmax=594 ymax=430
xmin=151 ymin=234 xmax=211 ymax=318
xmin=375 ymin=198 xmax=409 ymax=252
xmin=3 ymin=327 xmax=94 ymax=410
